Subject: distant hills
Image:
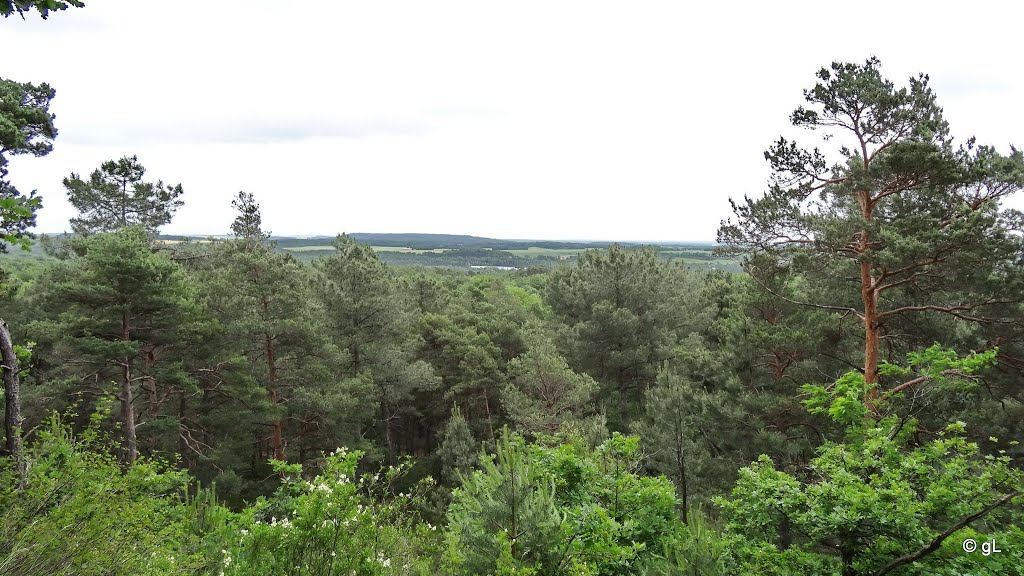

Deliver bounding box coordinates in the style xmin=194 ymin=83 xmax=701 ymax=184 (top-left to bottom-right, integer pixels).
xmin=160 ymin=232 xmax=717 ymax=252
xmin=20 ymin=232 xmax=734 ymax=271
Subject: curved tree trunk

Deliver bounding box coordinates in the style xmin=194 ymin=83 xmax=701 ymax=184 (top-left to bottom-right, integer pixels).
xmin=1 ymin=319 xmax=25 ymax=485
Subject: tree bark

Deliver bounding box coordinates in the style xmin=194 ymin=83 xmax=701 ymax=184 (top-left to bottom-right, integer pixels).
xmin=1 ymin=319 xmax=25 ymax=485
xmin=481 ymin=386 xmax=494 ymax=440
xmin=674 ymin=422 xmax=688 ymax=525
xmin=861 ymin=258 xmax=881 ymax=411
xmin=260 ymin=295 xmax=285 ymax=462
xmin=121 ymin=312 xmax=138 ymax=464
xmin=264 ymin=331 xmax=285 ymax=462
xmin=857 ymin=184 xmax=881 ymax=414
xmin=142 ymin=343 xmax=159 ymax=416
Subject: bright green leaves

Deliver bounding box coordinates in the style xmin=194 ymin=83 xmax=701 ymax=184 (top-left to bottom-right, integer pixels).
xmin=716 ymin=455 xmax=802 ymax=540
xmin=802 ymin=346 xmax=999 ymax=434
xmin=0 ymin=191 xmax=41 ymax=252
xmin=721 ymin=351 xmax=1022 ymax=576
xmin=220 ymin=448 xmax=442 ymax=576
xmin=801 ymin=370 xmax=870 ymax=428
xmin=900 ymin=345 xmax=997 ymax=384
xmin=0 ymin=415 xmax=203 ymax=576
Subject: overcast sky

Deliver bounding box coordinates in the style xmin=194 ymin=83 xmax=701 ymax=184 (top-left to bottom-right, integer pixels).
xmin=3 ymin=1 xmax=1023 ymax=241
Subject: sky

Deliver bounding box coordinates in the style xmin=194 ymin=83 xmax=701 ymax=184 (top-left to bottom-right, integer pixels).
xmin=3 ymin=1 xmax=1023 ymax=242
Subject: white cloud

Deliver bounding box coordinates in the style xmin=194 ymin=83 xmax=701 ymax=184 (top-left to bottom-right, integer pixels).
xmin=3 ymin=0 xmax=1023 ymax=241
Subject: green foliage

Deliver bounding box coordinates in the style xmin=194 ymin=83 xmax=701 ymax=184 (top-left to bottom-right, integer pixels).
xmin=503 ymin=339 xmax=597 ymax=435
xmin=436 ymin=404 xmax=477 ymax=487
xmin=802 ymin=345 xmax=1000 ymax=433
xmin=0 ymin=77 xmax=56 ymax=251
xmin=197 ymin=228 xmax=359 ymax=482
xmin=221 ymin=448 xmax=442 ymax=576
xmin=0 ymin=413 xmax=203 ymax=575
xmin=447 ymin=431 xmax=684 ymax=576
xmin=0 ymin=78 xmax=55 ymax=159
xmin=545 ymin=245 xmax=690 ymax=427
xmin=2 ymin=54 xmax=1023 ymax=576
xmin=719 ymin=354 xmax=1023 ymax=576
xmin=230 ymin=190 xmax=269 ymax=241
xmin=0 ymin=0 xmax=83 ymax=19
xmin=718 ymin=57 xmax=1024 ymax=432
xmin=63 ymin=156 xmax=184 ymax=235
xmin=27 ymin=227 xmax=205 ymax=461
xmin=314 ymin=234 xmax=439 ymax=457
xmin=641 ymin=508 xmax=728 ymax=576
xmin=632 ymin=370 xmax=714 ymax=521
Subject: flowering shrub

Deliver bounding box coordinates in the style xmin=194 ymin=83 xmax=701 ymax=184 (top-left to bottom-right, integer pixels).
xmin=221 ymin=448 xmax=443 ymax=576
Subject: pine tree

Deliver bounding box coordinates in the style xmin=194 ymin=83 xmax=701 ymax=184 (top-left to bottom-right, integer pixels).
xmin=29 ymin=227 xmax=201 ymax=463
xmin=718 ymin=58 xmax=1024 ymax=412
xmin=63 ymin=156 xmax=184 ymax=235
xmin=229 ymin=191 xmax=269 ymax=242
xmin=446 ymin=432 xmax=561 ymax=574
xmin=545 ymin=245 xmax=686 ymax=428
xmin=314 ymin=234 xmax=438 ymax=457
xmin=436 ymin=404 xmax=478 ymax=487
xmin=205 ymin=219 xmax=321 ymax=465
xmin=503 ymin=339 xmax=597 ymax=436
xmin=0 ymin=77 xmax=55 ymax=251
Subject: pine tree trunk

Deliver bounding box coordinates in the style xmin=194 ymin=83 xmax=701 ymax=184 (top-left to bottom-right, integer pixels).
xmin=383 ymin=399 xmax=397 ymax=456
xmin=1 ymin=319 xmax=25 ymax=485
xmin=675 ymin=428 xmax=688 ymax=525
xmin=861 ymin=259 xmax=881 ymax=409
xmin=481 ymin=386 xmax=494 ymax=440
xmin=143 ymin=343 xmax=159 ymax=415
xmin=121 ymin=313 xmax=138 ymax=464
xmin=264 ymin=331 xmax=285 ymax=461
xmin=858 ymin=185 xmax=881 ymax=414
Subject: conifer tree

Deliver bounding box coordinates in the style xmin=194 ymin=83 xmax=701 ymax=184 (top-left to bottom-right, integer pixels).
xmin=545 ymin=245 xmax=685 ymax=427
xmin=29 ymin=227 xmax=201 ymax=463
xmin=205 ymin=201 xmax=326 ymax=465
xmin=0 ymin=77 xmax=55 ymax=251
xmin=503 ymin=340 xmax=597 ymax=436
xmin=63 ymin=156 xmax=184 ymax=235
xmin=314 ymin=234 xmax=438 ymax=457
xmin=718 ymin=58 xmax=1024 ymax=411
xmin=436 ymin=404 xmax=477 ymax=487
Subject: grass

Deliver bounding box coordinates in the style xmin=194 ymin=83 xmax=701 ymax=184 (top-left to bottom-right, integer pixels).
xmin=283 ymin=245 xmax=448 ymax=254
xmin=371 ymin=246 xmax=449 ymax=254
xmin=504 ymin=247 xmax=587 ymax=258
xmin=282 ymin=245 xmax=334 ymax=252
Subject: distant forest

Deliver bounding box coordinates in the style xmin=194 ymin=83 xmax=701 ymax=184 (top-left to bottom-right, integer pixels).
xmin=173 ymin=234 xmax=732 ymax=270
